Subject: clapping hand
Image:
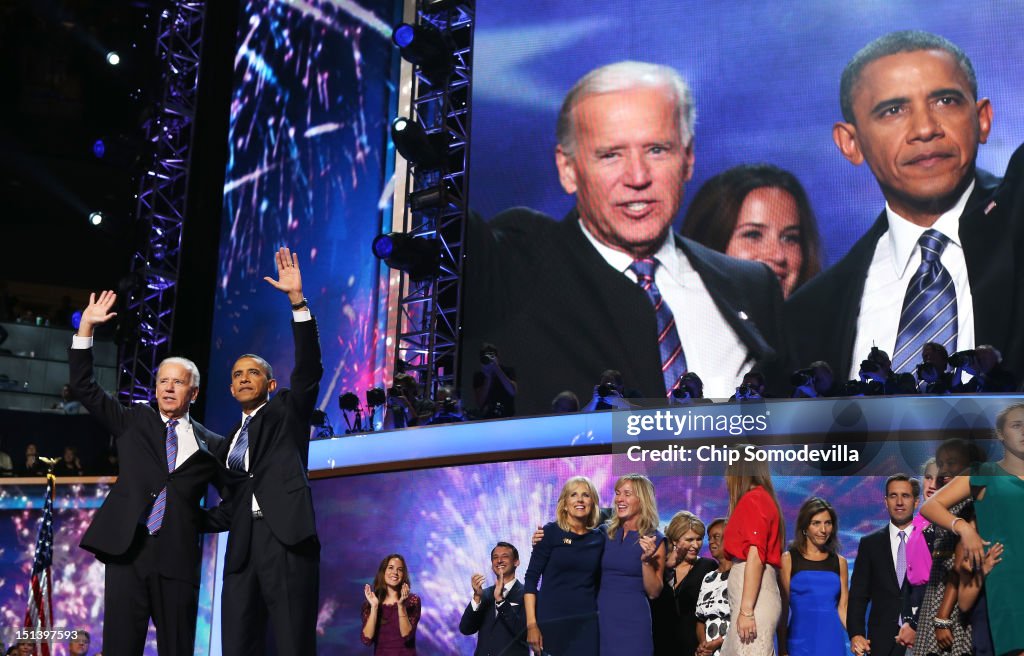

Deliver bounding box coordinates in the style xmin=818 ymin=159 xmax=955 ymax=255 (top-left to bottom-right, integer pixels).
xmin=363 ymin=584 xmax=379 ymax=608
xmin=471 ymin=573 xmax=485 ymax=602
xmin=638 ymin=534 xmax=658 ymax=563
xmin=399 ymin=582 xmax=410 ymax=604
xmin=264 ymin=247 xmax=304 ymax=305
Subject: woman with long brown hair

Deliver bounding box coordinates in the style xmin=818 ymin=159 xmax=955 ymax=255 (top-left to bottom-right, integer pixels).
xmin=720 ymin=448 xmax=784 ymax=655
xmin=778 ymin=497 xmax=848 ymax=656
xmin=361 ymin=554 xmax=420 ymax=655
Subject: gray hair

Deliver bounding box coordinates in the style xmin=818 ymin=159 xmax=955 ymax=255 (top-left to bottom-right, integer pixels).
xmin=840 ymin=31 xmax=977 ymax=124
xmin=556 ymin=61 xmax=696 ymax=156
xmin=158 ymin=356 xmax=201 ymax=388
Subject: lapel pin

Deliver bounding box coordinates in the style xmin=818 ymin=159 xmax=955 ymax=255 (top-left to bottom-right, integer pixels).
xmin=737 ymin=311 xmax=749 ymax=321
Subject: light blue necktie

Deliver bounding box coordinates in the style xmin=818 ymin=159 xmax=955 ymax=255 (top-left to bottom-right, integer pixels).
xmin=896 ymin=529 xmax=907 ymax=586
xmin=630 ymin=258 xmax=688 ymax=396
xmin=145 ymin=419 xmax=178 ymax=534
xmin=892 ymin=230 xmax=957 ymax=373
xmin=228 ymin=415 xmax=252 ymax=472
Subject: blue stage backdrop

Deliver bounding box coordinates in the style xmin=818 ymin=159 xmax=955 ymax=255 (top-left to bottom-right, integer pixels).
xmin=207 ymin=0 xmax=401 ymax=435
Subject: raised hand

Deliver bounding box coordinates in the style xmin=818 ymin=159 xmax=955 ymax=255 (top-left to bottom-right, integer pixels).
xmin=78 ymin=291 xmax=117 ymax=337
xmin=263 ymin=247 xmax=304 ymax=304
xmin=363 ymin=583 xmax=379 ymax=608
xmin=399 ymin=582 xmax=410 ymax=604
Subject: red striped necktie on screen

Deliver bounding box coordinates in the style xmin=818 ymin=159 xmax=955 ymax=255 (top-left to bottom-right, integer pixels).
xmin=145 ymin=418 xmax=178 ymax=535
xmin=629 ymin=258 xmax=688 ymax=396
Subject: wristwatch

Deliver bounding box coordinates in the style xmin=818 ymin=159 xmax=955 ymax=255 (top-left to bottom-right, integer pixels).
xmin=291 ymin=297 xmax=309 ymax=310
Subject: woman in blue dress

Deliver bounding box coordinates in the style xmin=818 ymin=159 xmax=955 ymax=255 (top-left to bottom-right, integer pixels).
xmin=598 ymin=473 xmax=666 ymax=656
xmin=524 ymin=476 xmax=605 ymax=655
xmin=778 ymin=497 xmax=848 ymax=656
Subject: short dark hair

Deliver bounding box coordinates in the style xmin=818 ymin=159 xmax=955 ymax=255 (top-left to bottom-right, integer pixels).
xmin=235 ymin=353 xmax=274 ymax=380
xmin=840 ymin=30 xmax=977 ymax=124
xmin=492 ymin=541 xmax=519 ymax=562
xmin=885 ymin=473 xmax=921 ymax=498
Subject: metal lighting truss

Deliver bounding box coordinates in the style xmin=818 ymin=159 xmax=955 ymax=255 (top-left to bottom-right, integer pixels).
xmin=392 ymin=1 xmax=474 ymax=397
xmin=117 ymin=1 xmax=205 ymax=405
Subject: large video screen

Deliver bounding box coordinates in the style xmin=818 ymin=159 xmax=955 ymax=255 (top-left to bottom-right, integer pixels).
xmin=208 ymin=0 xmax=401 ymax=433
xmin=463 ymin=1 xmax=1024 ymax=414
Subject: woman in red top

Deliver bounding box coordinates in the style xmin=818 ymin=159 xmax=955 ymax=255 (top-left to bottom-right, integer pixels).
xmin=361 ymin=554 xmax=421 ymax=655
xmin=720 ymin=449 xmax=784 ymax=656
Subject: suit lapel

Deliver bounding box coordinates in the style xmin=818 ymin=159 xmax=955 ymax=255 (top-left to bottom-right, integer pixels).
xmin=961 ymin=172 xmax=1008 ymax=351
xmin=833 ymin=214 xmax=889 ymax=378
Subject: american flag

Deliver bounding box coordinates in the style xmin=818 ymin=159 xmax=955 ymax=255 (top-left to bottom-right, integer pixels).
xmin=22 ymin=473 xmax=55 ymax=656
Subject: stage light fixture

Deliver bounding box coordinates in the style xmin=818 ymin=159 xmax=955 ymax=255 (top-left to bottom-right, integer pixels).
xmin=372 ymin=232 xmax=440 ymax=280
xmin=106 ymin=51 xmax=121 ymax=66
xmin=391 ymin=117 xmax=446 ymax=168
xmin=93 ymin=139 xmax=106 ymax=158
xmin=392 ymin=22 xmax=453 ymax=76
xmin=88 ymin=211 xmax=104 ymax=226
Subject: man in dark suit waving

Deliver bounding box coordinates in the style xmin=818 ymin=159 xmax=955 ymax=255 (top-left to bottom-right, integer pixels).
xmin=848 ymin=474 xmax=920 ymax=656
xmin=210 ymin=246 xmax=324 ymax=655
xmin=459 ymin=542 xmax=528 ymax=656
xmin=70 ymin=290 xmax=226 ymax=655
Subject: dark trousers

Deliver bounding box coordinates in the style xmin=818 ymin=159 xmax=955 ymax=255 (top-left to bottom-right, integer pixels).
xmin=103 ymin=526 xmax=198 ymax=656
xmin=220 ymin=517 xmax=320 ymax=656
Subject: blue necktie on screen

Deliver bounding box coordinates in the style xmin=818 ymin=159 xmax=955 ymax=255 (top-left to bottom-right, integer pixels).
xmin=228 ymin=415 xmax=252 ymax=472
xmin=892 ymin=230 xmax=957 ymax=374
xmin=896 ymin=529 xmax=907 ymax=587
xmin=630 ymin=258 xmax=687 ymax=396
xmin=145 ymin=419 xmax=178 ymax=534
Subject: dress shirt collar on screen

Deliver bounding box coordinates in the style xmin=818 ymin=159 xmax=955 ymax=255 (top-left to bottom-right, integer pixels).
xmin=578 ymin=221 xmax=687 ymax=283
xmin=884 ymin=180 xmax=973 ymax=280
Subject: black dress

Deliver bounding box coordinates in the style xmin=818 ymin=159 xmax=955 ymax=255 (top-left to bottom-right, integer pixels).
xmin=652 ymin=556 xmax=718 ymax=655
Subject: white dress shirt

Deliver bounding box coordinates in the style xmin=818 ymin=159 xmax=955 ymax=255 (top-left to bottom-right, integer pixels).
xmin=228 ymin=401 xmax=267 ymax=513
xmin=580 ymin=223 xmax=750 ymax=398
xmin=849 ymin=183 xmax=976 ymax=379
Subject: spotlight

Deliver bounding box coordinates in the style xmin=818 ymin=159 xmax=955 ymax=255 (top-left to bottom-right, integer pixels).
xmin=372 ymin=233 xmax=440 ymax=280
xmin=366 ymin=387 xmax=386 ymax=408
xmin=338 ymin=392 xmax=360 ymax=412
xmin=88 ymin=211 xmax=104 ymax=226
xmin=93 ymin=139 xmax=106 ymax=159
xmin=392 ymin=22 xmax=453 ymax=77
xmin=106 ymin=51 xmax=121 ymax=66
xmin=391 ymin=117 xmax=446 ymax=168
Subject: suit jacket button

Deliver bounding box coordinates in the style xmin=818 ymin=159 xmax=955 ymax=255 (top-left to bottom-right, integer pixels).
xmin=249 ymin=473 xmax=254 ymax=478
xmin=151 ymin=492 xmax=157 ymax=498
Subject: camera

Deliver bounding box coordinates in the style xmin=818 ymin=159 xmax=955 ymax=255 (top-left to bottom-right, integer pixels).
xmin=597 ymin=382 xmax=618 ymax=398
xmin=365 ymin=387 xmax=386 ymax=407
xmin=338 ymin=392 xmax=360 ymax=412
xmin=480 ymin=348 xmax=497 ymax=365
xmin=859 ymin=360 xmax=881 ymax=375
xmin=387 ymin=386 xmax=401 ymax=397
xmin=915 ymin=362 xmax=938 ymax=380
xmin=790 ymin=368 xmax=815 ymax=388
xmin=736 ymin=383 xmax=760 ymax=399
xmin=949 ymin=349 xmax=977 ymax=368
xmin=441 ymin=397 xmax=458 ymax=414
xmin=842 ymin=379 xmax=884 ymax=396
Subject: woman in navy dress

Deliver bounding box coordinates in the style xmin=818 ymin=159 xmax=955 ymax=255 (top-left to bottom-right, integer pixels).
xmin=597 ymin=474 xmax=666 ymax=656
xmin=778 ymin=497 xmax=848 ymax=656
xmin=524 ymin=476 xmax=604 ymax=655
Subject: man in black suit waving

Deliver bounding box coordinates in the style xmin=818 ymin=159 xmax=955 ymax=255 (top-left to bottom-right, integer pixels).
xmin=459 ymin=542 xmax=528 ymax=656
xmin=209 ymin=246 xmax=323 ymax=655
xmin=848 ymin=474 xmax=920 ymax=656
xmin=70 ymin=290 xmax=226 ymax=655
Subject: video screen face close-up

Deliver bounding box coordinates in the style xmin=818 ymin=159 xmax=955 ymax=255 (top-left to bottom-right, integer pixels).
xmin=461 ymin=0 xmax=1024 ymax=417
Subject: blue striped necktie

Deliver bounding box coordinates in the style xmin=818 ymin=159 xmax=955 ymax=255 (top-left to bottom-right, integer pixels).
xmin=228 ymin=415 xmax=252 ymax=472
xmin=892 ymin=229 xmax=957 ymax=373
xmin=630 ymin=258 xmax=688 ymax=396
xmin=145 ymin=418 xmax=178 ymax=534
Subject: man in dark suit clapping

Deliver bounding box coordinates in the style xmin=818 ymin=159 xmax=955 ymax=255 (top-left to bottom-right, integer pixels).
xmin=207 ymin=246 xmax=323 ymax=655
xmin=848 ymin=474 xmax=920 ymax=656
xmin=460 ymin=542 xmax=528 ymax=656
xmin=70 ymin=290 xmax=226 ymax=655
